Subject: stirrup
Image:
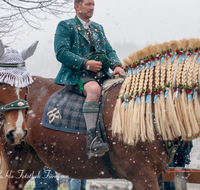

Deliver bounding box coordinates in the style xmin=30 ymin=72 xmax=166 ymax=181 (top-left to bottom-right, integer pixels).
xmin=88 ymin=137 xmax=109 ymax=158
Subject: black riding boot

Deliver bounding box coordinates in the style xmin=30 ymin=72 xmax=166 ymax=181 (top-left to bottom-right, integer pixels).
xmin=87 ymin=128 xmax=109 ymax=157
xmin=83 ymin=101 xmax=109 ymax=157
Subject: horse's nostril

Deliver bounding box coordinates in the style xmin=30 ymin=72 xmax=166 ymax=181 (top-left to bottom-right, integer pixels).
xmin=6 ymin=130 xmax=15 ymax=144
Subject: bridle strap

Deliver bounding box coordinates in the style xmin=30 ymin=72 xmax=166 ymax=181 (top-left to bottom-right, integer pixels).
xmin=0 ymin=99 xmax=29 ymax=114
xmin=0 ymin=63 xmax=25 ymax=67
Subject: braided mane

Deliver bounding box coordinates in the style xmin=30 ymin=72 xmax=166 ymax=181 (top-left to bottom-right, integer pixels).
xmin=112 ymin=38 xmax=200 ymax=145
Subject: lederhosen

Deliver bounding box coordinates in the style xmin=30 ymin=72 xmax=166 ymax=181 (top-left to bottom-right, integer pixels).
xmin=71 ymin=28 xmax=109 ymax=95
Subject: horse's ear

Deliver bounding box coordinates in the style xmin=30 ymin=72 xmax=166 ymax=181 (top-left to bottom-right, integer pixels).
xmin=20 ymin=41 xmax=39 ymax=61
xmin=0 ymin=40 xmax=5 ymax=58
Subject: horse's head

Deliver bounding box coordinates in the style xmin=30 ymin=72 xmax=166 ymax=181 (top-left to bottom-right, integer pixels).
xmin=0 ymin=40 xmax=38 ymax=144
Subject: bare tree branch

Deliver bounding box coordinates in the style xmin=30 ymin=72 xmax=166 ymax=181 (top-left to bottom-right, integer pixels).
xmin=0 ymin=0 xmax=74 ymax=38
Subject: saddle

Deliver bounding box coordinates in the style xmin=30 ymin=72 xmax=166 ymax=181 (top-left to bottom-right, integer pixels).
xmin=41 ymin=76 xmax=124 ymax=135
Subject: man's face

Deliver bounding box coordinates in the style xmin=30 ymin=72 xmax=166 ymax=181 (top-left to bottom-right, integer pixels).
xmin=76 ymin=0 xmax=95 ymax=21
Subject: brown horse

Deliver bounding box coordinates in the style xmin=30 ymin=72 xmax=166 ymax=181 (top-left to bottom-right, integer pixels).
xmin=0 ymin=76 xmax=167 ymax=190
xmin=2 ymin=38 xmax=200 ymax=190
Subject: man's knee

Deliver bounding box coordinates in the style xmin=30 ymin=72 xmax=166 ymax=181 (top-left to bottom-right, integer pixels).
xmin=84 ymin=82 xmax=101 ymax=97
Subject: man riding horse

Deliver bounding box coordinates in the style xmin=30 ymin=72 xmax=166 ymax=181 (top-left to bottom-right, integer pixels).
xmin=54 ymin=0 xmax=125 ymax=157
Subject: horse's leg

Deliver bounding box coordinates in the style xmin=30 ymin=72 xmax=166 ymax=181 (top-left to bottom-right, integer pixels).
xmin=22 ymin=148 xmax=45 ymax=187
xmin=1 ymin=142 xmax=35 ymax=190
xmin=130 ymin=170 xmax=160 ymax=190
xmin=0 ymin=152 xmax=8 ymax=190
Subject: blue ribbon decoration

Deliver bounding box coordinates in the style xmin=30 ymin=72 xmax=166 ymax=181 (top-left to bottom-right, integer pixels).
xmin=132 ymin=68 xmax=135 ymax=75
xmin=193 ymin=90 xmax=195 ymax=100
xmin=165 ymin=90 xmax=169 ymax=98
xmin=175 ymin=88 xmax=179 ymax=98
xmin=126 ymin=68 xmax=130 ymax=77
xmin=140 ymin=96 xmax=142 ymax=104
xmin=145 ymin=94 xmax=150 ymax=103
xmin=171 ymin=54 xmax=177 ymax=63
xmin=183 ymin=54 xmax=188 ymax=61
xmin=155 ymin=59 xmax=157 ymax=65
xmin=146 ymin=62 xmax=150 ymax=69
xmin=150 ymin=61 xmax=154 ymax=69
xmin=136 ymin=96 xmax=139 ymax=105
xmin=179 ymin=54 xmax=183 ymax=63
xmin=125 ymin=100 xmax=129 ymax=110
xmin=139 ymin=65 xmax=144 ymax=71
xmin=188 ymin=94 xmax=191 ymax=102
xmin=135 ymin=68 xmax=138 ymax=75
xmin=193 ymin=53 xmax=197 ymax=60
xmin=197 ymin=56 xmax=200 ymax=64
xmin=153 ymin=95 xmax=157 ymax=104
xmin=161 ymin=56 xmax=164 ymax=64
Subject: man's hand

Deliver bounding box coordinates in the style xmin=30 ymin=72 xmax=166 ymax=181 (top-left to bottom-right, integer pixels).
xmin=112 ymin=66 xmax=125 ymax=76
xmin=87 ymin=60 xmax=102 ymax=72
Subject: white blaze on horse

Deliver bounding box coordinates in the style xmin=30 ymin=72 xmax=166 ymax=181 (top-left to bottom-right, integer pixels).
xmin=0 ymin=40 xmax=38 ymax=144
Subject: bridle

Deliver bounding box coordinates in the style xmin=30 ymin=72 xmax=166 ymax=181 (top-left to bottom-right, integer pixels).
xmin=0 ymin=84 xmax=29 ymax=130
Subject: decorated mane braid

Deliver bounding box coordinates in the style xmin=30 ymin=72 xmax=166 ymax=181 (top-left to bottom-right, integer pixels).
xmin=112 ymin=38 xmax=200 ymax=145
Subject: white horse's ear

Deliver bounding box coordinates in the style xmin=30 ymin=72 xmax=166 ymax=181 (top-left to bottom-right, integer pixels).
xmin=20 ymin=41 xmax=39 ymax=61
xmin=0 ymin=40 xmax=5 ymax=58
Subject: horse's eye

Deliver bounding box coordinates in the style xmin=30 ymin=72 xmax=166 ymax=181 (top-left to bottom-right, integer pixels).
xmin=0 ymin=83 xmax=4 ymax=86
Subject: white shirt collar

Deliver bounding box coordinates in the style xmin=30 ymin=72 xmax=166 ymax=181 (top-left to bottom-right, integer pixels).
xmin=77 ymin=17 xmax=92 ymax=29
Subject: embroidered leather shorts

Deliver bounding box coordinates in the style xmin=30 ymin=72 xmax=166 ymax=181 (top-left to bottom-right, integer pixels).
xmin=70 ymin=71 xmax=108 ymax=96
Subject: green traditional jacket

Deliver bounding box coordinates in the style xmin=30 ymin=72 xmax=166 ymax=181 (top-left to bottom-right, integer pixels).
xmin=54 ymin=16 xmax=121 ymax=86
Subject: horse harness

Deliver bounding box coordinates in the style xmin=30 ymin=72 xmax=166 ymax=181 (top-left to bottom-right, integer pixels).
xmin=0 ymin=86 xmax=29 ymax=130
xmin=96 ymin=86 xmax=182 ymax=178
xmin=152 ymin=112 xmax=182 ymax=172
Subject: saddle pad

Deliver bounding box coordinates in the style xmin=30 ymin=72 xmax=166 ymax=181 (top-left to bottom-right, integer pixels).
xmin=41 ymin=87 xmax=87 ymax=134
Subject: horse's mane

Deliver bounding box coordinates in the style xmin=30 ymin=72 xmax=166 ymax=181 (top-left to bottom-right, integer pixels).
xmin=112 ymin=38 xmax=200 ymax=145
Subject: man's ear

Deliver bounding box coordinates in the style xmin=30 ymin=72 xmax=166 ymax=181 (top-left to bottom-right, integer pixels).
xmin=74 ymin=3 xmax=80 ymax=11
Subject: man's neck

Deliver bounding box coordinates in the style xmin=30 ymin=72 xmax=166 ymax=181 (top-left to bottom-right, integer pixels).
xmin=77 ymin=14 xmax=90 ymax=23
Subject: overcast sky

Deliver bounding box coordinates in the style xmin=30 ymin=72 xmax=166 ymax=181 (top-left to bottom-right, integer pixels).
xmin=3 ymin=0 xmax=200 ymax=78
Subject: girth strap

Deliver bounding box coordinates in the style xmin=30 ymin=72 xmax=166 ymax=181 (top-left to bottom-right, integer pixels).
xmin=96 ymin=92 xmax=118 ymax=179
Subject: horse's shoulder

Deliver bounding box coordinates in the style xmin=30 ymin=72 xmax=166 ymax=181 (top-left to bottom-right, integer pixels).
xmin=31 ymin=76 xmax=62 ymax=89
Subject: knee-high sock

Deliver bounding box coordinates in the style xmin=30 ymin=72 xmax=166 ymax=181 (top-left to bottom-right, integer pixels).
xmin=83 ymin=101 xmax=99 ymax=131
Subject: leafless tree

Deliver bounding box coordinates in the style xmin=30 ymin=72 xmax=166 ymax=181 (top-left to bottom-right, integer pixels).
xmin=0 ymin=0 xmax=73 ymax=38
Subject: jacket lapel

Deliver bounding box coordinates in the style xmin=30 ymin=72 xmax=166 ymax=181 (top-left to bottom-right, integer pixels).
xmin=90 ymin=23 xmax=100 ymax=49
xmin=75 ymin=16 xmax=90 ymax=44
